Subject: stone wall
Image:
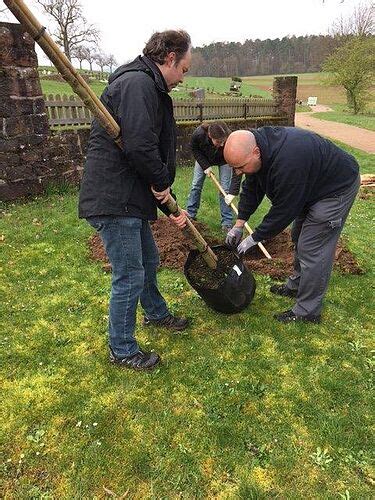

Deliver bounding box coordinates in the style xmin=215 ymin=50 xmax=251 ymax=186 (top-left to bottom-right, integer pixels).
xmin=0 ymin=22 xmax=297 ymax=201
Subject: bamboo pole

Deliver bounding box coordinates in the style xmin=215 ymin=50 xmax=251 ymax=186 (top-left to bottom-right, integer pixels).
xmin=208 ymin=171 xmax=272 ymax=259
xmin=4 ymin=0 xmax=218 ymax=269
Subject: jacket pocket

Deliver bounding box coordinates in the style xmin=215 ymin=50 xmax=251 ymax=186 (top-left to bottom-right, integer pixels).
xmin=328 ymin=218 xmax=342 ymax=230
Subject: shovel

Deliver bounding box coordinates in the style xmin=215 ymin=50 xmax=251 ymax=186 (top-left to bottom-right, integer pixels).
xmin=4 ymin=0 xmax=256 ymax=313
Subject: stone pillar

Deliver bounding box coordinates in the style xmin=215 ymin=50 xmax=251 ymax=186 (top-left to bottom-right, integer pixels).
xmin=0 ymin=22 xmax=50 ymax=200
xmin=273 ymin=76 xmax=297 ymax=126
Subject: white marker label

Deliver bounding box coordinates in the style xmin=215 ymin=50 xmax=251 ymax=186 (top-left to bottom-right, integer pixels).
xmin=233 ymin=265 xmax=242 ymax=276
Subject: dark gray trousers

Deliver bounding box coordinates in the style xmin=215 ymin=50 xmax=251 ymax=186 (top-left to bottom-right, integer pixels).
xmin=286 ymin=174 xmax=360 ymax=317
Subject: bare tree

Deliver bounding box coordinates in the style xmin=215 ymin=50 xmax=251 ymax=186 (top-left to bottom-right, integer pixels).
xmin=94 ymin=52 xmax=110 ymax=78
xmin=107 ymin=54 xmax=117 ymax=73
xmin=82 ymin=46 xmax=96 ymax=72
xmin=36 ymin=0 xmax=100 ymax=61
xmin=71 ymin=45 xmax=89 ymax=69
xmin=330 ymin=2 xmax=374 ymax=38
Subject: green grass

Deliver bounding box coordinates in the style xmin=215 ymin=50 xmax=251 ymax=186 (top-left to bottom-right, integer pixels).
xmin=40 ymin=76 xmax=270 ymax=100
xmin=179 ymin=77 xmax=271 ymax=99
xmin=42 ymin=79 xmax=107 ymax=97
xmin=330 ymin=141 xmax=375 ymax=175
xmin=313 ymin=105 xmax=375 ymax=132
xmin=243 ymin=72 xmax=324 ymax=86
xmin=1 ymin=143 xmax=374 ymax=498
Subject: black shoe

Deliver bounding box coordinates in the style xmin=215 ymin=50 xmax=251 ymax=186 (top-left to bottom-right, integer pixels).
xmin=143 ymin=313 xmax=190 ymax=331
xmin=273 ymin=309 xmax=321 ymax=324
xmin=270 ymin=284 xmax=297 ymax=298
xmin=109 ymin=347 xmax=160 ymax=371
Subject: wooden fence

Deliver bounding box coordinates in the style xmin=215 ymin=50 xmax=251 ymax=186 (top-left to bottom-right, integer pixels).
xmin=44 ymin=94 xmax=279 ymax=127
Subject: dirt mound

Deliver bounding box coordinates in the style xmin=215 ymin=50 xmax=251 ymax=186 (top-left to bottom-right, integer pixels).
xmin=88 ymin=217 xmax=364 ymax=279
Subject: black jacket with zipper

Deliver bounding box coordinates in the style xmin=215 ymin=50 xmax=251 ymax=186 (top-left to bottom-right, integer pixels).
xmin=238 ymin=126 xmax=359 ymax=242
xmin=78 ymin=55 xmax=176 ymax=220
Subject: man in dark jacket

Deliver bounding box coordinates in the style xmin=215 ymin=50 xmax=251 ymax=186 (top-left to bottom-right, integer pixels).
xmin=224 ymin=127 xmax=360 ymax=323
xmin=79 ymin=30 xmax=192 ymax=370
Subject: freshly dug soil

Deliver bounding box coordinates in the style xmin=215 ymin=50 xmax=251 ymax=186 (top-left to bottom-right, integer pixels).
xmin=88 ymin=217 xmax=364 ymax=279
xmin=185 ymin=246 xmax=240 ymax=290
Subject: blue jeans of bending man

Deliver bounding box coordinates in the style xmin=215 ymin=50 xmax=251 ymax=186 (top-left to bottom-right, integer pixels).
xmin=186 ymin=162 xmax=234 ymax=227
xmin=87 ymin=216 xmax=170 ymax=359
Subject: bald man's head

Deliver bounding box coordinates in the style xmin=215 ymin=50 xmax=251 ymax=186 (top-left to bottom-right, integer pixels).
xmin=224 ymin=130 xmax=262 ymax=175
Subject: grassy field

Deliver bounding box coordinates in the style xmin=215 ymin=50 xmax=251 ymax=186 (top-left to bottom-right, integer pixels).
xmin=1 ymin=142 xmax=374 ymax=498
xmin=313 ymin=105 xmax=375 ymax=132
xmin=40 ymin=76 xmax=270 ymax=99
xmin=244 ymin=73 xmax=348 ymax=105
xmin=41 ymin=79 xmax=107 ymax=97
xmin=174 ymin=77 xmax=271 ymax=99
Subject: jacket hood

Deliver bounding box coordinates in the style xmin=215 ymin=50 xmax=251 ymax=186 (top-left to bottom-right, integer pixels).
xmin=108 ymin=55 xmax=168 ymax=93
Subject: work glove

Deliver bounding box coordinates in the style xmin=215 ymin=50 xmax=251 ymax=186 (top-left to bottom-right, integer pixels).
xmin=203 ymin=167 xmax=212 ymax=176
xmin=225 ymin=226 xmax=243 ymax=247
xmin=224 ymin=194 xmax=235 ymax=206
xmin=237 ymin=234 xmax=258 ymax=255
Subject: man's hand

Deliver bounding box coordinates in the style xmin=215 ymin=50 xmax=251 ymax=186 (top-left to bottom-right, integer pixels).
xmin=225 ymin=226 xmax=243 ymax=247
xmin=204 ymin=167 xmax=212 ymax=176
xmin=169 ymin=209 xmax=187 ymax=229
xmin=224 ymin=194 xmax=235 ymax=206
xmin=151 ymin=186 xmax=170 ymax=204
xmin=237 ymin=235 xmax=257 ymax=255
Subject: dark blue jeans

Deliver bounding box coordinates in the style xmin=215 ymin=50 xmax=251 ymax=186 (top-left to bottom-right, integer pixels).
xmin=87 ymin=216 xmax=169 ymax=358
xmin=186 ymin=162 xmax=234 ymax=227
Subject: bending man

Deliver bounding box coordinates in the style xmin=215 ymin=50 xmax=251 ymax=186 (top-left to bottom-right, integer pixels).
xmin=224 ymin=127 xmax=360 ymax=324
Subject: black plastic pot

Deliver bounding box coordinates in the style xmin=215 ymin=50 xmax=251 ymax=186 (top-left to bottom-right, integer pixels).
xmin=184 ymin=245 xmax=256 ymax=314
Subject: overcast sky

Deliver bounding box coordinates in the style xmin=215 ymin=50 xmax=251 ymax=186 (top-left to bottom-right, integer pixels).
xmin=2 ymin=0 xmax=367 ymax=66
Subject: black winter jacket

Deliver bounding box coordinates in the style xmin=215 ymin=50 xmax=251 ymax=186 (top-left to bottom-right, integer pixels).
xmin=238 ymin=127 xmax=359 ymax=242
xmin=78 ymin=56 xmax=176 ymax=220
xmin=191 ymin=126 xmax=227 ymax=169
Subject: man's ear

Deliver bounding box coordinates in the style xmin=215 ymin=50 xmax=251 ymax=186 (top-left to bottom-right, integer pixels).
xmin=254 ymin=146 xmax=261 ymax=158
xmin=166 ymin=52 xmax=176 ymax=67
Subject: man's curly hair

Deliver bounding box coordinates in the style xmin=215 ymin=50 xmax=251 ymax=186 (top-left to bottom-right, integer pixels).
xmin=143 ymin=30 xmax=191 ymax=64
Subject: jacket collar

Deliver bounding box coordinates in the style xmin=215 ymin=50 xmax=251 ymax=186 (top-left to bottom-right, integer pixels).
xmin=141 ymin=55 xmax=169 ymax=94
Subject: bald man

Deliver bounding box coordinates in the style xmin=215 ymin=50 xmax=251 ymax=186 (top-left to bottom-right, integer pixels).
xmin=224 ymin=127 xmax=360 ymax=324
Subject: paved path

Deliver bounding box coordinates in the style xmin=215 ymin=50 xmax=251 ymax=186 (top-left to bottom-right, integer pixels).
xmin=295 ymin=105 xmax=375 ymax=154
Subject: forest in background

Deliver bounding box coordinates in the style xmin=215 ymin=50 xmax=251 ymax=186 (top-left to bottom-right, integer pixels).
xmin=191 ymin=35 xmax=344 ymax=76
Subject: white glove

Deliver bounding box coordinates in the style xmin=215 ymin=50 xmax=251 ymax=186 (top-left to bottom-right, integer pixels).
xmin=237 ymin=235 xmax=258 ymax=255
xmin=225 ymin=226 xmax=243 ymax=247
xmin=203 ymin=167 xmax=212 ymax=176
xmin=224 ymin=194 xmax=235 ymax=206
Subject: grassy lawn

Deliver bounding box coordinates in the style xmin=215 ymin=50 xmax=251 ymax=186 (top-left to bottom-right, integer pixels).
xmin=1 ymin=142 xmax=374 ymax=498
xmin=42 ymin=79 xmax=107 ymax=97
xmin=244 ymin=73 xmax=349 ymax=106
xmin=313 ymin=105 xmax=375 ymax=132
xmin=40 ymin=76 xmax=270 ymax=100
